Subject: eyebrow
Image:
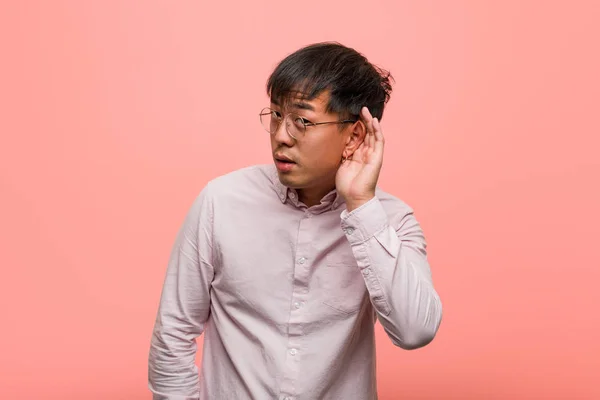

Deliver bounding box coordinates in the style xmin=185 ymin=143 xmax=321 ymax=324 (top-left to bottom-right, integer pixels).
xmin=291 ymin=101 xmax=315 ymax=111
xmin=271 ymin=98 xmax=316 ymax=112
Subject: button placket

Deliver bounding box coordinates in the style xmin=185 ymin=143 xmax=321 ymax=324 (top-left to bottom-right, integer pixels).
xmin=280 ymin=210 xmax=313 ymax=396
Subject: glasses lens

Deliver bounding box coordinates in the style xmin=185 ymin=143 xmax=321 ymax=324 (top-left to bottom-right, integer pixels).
xmin=286 ymin=113 xmax=306 ymax=139
xmin=260 ymin=108 xmax=275 ymax=133
xmin=260 ymin=108 xmax=306 ymax=140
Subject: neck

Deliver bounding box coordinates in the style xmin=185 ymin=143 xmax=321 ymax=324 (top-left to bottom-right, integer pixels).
xmin=297 ymin=184 xmax=336 ymax=208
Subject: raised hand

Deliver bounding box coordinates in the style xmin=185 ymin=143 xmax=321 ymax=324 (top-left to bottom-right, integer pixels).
xmin=335 ymin=107 xmax=385 ymax=212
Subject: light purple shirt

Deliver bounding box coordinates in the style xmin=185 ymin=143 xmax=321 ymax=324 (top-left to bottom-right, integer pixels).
xmin=148 ymin=164 xmax=442 ymax=400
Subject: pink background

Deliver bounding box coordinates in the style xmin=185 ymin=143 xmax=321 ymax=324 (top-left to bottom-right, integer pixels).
xmin=1 ymin=1 xmax=599 ymax=399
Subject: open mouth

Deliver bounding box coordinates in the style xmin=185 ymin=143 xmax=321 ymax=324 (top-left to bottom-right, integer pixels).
xmin=274 ymin=156 xmax=297 ymax=171
xmin=274 ymin=154 xmax=296 ymax=164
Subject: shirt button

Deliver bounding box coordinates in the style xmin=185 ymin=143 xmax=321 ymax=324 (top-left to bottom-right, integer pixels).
xmin=363 ymin=268 xmax=370 ymax=275
xmin=290 ymin=348 xmax=298 ymax=356
xmin=294 ymin=301 xmax=303 ymax=309
xmin=298 ymin=257 xmax=306 ymax=264
xmin=290 ymin=192 xmax=296 ymax=199
xmin=345 ymin=227 xmax=355 ymax=235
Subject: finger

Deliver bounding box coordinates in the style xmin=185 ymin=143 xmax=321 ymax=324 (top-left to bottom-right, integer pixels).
xmin=361 ymin=108 xmax=376 ymax=151
xmin=361 ymin=107 xmax=375 ymax=135
xmin=372 ymin=118 xmax=385 ymax=154
xmin=361 ymin=106 xmax=373 ymax=121
xmin=373 ymin=118 xmax=384 ymax=142
xmin=368 ymin=123 xmax=376 ymax=147
xmin=367 ymin=114 xmax=382 ymax=147
xmin=362 ymin=126 xmax=374 ymax=151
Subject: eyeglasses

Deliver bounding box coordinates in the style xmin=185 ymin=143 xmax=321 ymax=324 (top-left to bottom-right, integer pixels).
xmin=259 ymin=107 xmax=357 ymax=140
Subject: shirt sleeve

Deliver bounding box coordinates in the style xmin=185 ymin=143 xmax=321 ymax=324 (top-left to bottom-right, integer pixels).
xmin=148 ymin=184 xmax=215 ymax=399
xmin=340 ymin=196 xmax=443 ymax=350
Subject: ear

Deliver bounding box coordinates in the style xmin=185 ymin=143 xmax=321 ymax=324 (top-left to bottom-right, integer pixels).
xmin=343 ymin=120 xmax=366 ymax=158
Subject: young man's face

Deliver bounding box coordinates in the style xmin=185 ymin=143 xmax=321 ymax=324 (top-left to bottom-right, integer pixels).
xmin=269 ymin=91 xmax=356 ymax=199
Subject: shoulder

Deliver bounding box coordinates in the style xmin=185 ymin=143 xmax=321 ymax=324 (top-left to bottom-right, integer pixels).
xmin=179 ymin=165 xmax=275 ymax=232
xmin=199 ymin=164 xmax=275 ymax=200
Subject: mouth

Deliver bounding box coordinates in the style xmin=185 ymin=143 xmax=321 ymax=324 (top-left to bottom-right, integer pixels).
xmin=273 ymin=154 xmax=297 ymax=171
xmin=273 ymin=154 xmax=296 ymax=164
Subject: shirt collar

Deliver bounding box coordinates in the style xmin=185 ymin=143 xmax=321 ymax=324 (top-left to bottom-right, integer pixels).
xmin=267 ymin=164 xmax=344 ymax=210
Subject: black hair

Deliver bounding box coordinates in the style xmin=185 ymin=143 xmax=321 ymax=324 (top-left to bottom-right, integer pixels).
xmin=266 ymin=42 xmax=393 ymax=122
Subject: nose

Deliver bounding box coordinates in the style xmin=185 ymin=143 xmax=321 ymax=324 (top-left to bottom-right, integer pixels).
xmin=272 ymin=116 xmax=294 ymax=146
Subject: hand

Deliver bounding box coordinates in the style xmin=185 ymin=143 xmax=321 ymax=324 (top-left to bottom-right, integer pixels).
xmin=336 ymin=107 xmax=385 ymax=212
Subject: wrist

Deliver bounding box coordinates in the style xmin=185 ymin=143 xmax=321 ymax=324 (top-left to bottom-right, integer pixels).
xmin=345 ymin=195 xmax=375 ymax=212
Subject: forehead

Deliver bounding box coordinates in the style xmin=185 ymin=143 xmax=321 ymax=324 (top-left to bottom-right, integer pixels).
xmin=271 ymin=90 xmax=331 ymax=114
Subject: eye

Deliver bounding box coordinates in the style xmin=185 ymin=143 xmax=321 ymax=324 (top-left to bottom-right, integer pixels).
xmin=292 ymin=116 xmax=311 ymax=129
xmin=271 ymin=110 xmax=283 ymax=120
xmin=295 ymin=116 xmax=311 ymax=126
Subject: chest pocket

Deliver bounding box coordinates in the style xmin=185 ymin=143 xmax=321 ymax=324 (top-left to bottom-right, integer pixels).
xmin=320 ymin=252 xmax=368 ymax=315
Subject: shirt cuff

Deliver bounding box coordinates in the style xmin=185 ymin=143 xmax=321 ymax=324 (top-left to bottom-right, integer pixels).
xmin=340 ymin=197 xmax=389 ymax=245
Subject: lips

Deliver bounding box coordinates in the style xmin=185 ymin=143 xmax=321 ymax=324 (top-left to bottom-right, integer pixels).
xmin=274 ymin=154 xmax=296 ymax=163
xmin=274 ymin=153 xmax=297 ymax=172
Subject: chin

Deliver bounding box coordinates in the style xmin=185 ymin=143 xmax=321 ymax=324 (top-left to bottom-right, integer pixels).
xmin=277 ymin=173 xmax=305 ymax=189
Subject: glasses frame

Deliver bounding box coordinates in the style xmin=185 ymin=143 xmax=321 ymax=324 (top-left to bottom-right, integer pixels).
xmin=259 ymin=107 xmax=358 ymax=140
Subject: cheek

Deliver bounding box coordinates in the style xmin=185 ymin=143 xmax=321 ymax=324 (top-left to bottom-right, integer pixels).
xmin=302 ymin=140 xmax=342 ymax=168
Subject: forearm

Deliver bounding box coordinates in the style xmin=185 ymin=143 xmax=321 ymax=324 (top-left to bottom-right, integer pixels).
xmin=148 ymin=318 xmax=201 ymax=399
xmin=148 ymin=256 xmax=208 ymax=399
xmin=341 ymin=197 xmax=443 ymax=349
xmin=371 ymin=239 xmax=443 ymax=349
xmin=149 ymin=187 xmax=215 ymax=398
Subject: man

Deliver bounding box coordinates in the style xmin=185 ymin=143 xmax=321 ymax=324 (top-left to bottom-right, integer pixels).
xmin=148 ymin=42 xmax=442 ymax=400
